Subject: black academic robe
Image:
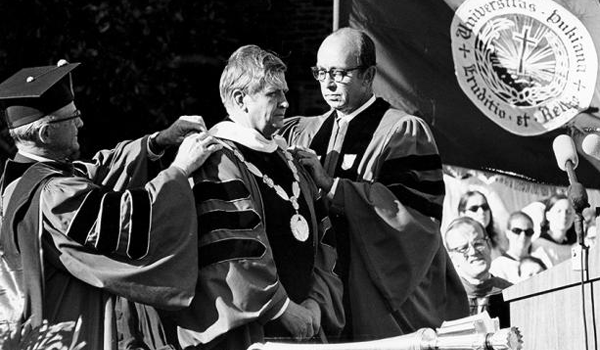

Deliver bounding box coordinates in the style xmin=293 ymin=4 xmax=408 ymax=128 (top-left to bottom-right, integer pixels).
xmin=282 ymin=98 xmax=469 ymax=340
xmin=0 ymin=137 xmax=198 ymax=350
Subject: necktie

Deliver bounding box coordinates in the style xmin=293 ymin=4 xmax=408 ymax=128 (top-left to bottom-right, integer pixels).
xmin=323 ymin=113 xmax=349 ymax=176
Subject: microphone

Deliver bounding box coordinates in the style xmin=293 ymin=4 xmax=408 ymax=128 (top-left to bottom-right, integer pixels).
xmin=553 ymin=135 xmax=589 ymax=245
xmin=552 ymin=134 xmax=579 ymax=180
xmin=582 ymin=133 xmax=600 ymax=160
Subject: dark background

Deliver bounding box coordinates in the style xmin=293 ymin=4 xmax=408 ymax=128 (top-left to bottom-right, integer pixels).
xmin=0 ymin=0 xmax=333 ymax=159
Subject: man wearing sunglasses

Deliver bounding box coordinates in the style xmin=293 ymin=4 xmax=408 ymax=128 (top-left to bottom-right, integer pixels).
xmin=490 ymin=211 xmax=546 ymax=283
xmin=445 ymin=217 xmax=512 ymax=327
xmin=282 ymin=27 xmax=468 ymax=341
xmin=0 ymin=61 xmax=221 ymax=349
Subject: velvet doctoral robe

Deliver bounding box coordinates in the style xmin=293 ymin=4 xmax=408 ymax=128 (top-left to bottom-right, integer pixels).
xmin=175 ymin=121 xmax=344 ymax=350
xmin=281 ymin=98 xmax=469 ymax=340
xmin=0 ymin=136 xmax=198 ymax=350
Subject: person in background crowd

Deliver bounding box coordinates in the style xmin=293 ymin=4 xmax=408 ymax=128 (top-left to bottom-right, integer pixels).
xmin=531 ymin=194 xmax=577 ymax=268
xmin=583 ymin=207 xmax=598 ymax=247
xmin=518 ymin=256 xmax=547 ymax=280
xmin=282 ymin=27 xmax=468 ymax=341
xmin=174 ymin=44 xmax=344 ymax=350
xmin=458 ymin=190 xmax=506 ymax=260
xmin=445 ymin=217 xmax=512 ymax=328
xmin=490 ymin=211 xmax=537 ymax=283
xmin=0 ymin=61 xmax=221 ymax=350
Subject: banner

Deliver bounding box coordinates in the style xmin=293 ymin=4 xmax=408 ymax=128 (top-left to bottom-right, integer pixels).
xmin=339 ymin=0 xmax=600 ymax=188
xmin=451 ymin=0 xmax=597 ymax=136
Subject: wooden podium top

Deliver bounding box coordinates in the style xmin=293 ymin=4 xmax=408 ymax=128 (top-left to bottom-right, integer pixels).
xmin=503 ymin=243 xmax=600 ymax=302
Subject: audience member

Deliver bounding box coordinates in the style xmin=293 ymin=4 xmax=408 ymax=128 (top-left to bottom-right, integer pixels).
xmin=458 ymin=190 xmax=506 ymax=259
xmin=0 ymin=62 xmax=221 ymax=349
xmin=445 ymin=217 xmax=512 ymax=328
xmin=490 ymin=211 xmax=536 ymax=283
xmin=518 ymin=256 xmax=547 ymax=280
xmin=531 ymin=194 xmax=577 ymax=268
xmin=583 ymin=207 xmax=598 ymax=247
xmin=282 ymin=27 xmax=468 ymax=340
xmin=175 ymin=45 xmax=344 ymax=350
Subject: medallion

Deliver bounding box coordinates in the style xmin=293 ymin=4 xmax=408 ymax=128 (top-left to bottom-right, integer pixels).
xmin=290 ymin=213 xmax=309 ymax=242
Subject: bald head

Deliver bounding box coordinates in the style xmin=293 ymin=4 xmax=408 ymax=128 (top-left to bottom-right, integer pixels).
xmin=319 ymin=28 xmax=377 ymax=68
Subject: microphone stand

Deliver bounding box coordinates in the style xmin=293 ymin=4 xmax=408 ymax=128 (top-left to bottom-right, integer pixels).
xmin=565 ymin=160 xmax=589 ymax=247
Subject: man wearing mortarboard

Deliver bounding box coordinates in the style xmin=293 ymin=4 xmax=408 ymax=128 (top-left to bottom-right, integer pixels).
xmin=0 ymin=61 xmax=221 ymax=349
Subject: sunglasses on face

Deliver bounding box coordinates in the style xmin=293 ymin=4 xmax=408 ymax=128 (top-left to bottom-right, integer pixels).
xmin=510 ymin=227 xmax=534 ymax=237
xmin=466 ymin=204 xmax=490 ymax=212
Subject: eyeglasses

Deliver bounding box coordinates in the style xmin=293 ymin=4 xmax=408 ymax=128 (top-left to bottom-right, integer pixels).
xmin=47 ymin=110 xmax=82 ymax=124
xmin=466 ymin=204 xmax=490 ymax=212
xmin=449 ymin=239 xmax=489 ymax=256
xmin=510 ymin=227 xmax=534 ymax=237
xmin=310 ymin=66 xmax=366 ymax=82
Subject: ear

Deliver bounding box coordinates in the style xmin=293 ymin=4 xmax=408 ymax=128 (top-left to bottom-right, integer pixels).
xmin=232 ymin=89 xmax=247 ymax=112
xmin=38 ymin=124 xmax=52 ymax=144
xmin=362 ymin=66 xmax=377 ymax=86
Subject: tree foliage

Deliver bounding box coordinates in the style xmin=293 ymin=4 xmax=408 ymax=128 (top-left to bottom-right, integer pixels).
xmin=0 ymin=0 xmax=315 ymax=159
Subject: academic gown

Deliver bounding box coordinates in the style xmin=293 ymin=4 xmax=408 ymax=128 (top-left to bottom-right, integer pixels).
xmin=281 ymin=98 xmax=469 ymax=340
xmin=175 ymin=121 xmax=344 ymax=350
xmin=0 ymin=136 xmax=198 ymax=350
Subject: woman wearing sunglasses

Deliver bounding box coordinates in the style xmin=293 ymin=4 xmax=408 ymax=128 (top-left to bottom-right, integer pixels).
xmin=490 ymin=211 xmax=546 ymax=283
xmin=531 ymin=194 xmax=577 ymax=268
xmin=457 ymin=190 xmax=506 ymax=260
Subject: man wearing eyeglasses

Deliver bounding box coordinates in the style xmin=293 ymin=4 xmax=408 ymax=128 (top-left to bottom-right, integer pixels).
xmin=445 ymin=217 xmax=512 ymax=327
xmin=282 ymin=27 xmax=468 ymax=341
xmin=490 ymin=211 xmax=547 ymax=283
xmin=0 ymin=61 xmax=221 ymax=349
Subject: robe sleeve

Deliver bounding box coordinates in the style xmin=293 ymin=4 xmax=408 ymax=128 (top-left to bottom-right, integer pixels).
xmin=74 ymin=135 xmax=161 ymax=189
xmin=329 ymin=114 xmax=447 ymax=312
xmin=41 ymin=163 xmax=198 ymax=311
xmin=176 ymin=150 xmax=289 ymax=345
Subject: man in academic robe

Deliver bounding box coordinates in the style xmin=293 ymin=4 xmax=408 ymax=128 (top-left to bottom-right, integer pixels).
xmin=175 ymin=45 xmax=344 ymax=350
xmin=281 ymin=28 xmax=468 ymax=341
xmin=445 ymin=217 xmax=512 ymax=328
xmin=0 ymin=61 xmax=222 ymax=349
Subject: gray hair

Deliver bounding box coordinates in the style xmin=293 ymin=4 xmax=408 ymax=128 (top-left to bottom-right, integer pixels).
xmin=219 ymin=45 xmax=287 ymax=113
xmin=9 ymin=115 xmax=53 ymax=144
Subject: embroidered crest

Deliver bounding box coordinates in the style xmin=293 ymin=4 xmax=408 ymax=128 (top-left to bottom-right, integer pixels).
xmin=451 ymin=0 xmax=597 ymax=136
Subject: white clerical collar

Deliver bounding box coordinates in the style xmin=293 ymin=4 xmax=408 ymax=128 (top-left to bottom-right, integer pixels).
xmin=336 ymin=95 xmax=376 ymax=123
xmin=17 ymin=150 xmax=56 ymax=163
xmin=210 ymin=120 xmax=286 ymax=153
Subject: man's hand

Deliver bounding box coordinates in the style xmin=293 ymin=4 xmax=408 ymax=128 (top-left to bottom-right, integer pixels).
xmin=171 ymin=132 xmax=222 ymax=176
xmin=288 ymin=146 xmax=334 ymax=192
xmin=278 ymin=300 xmax=315 ymax=340
xmin=301 ymin=298 xmax=322 ymax=336
xmin=153 ymin=115 xmax=208 ymax=151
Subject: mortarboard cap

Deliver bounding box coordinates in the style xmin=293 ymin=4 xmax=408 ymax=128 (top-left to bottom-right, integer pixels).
xmin=0 ymin=62 xmax=80 ymax=129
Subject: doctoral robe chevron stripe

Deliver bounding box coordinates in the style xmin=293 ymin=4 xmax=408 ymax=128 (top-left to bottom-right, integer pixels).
xmin=198 ymin=238 xmax=266 ymax=269
xmin=126 ymin=189 xmax=152 ymax=259
xmin=194 ymin=179 xmax=250 ymax=202
xmin=66 ymin=187 xmax=152 ymax=259
xmin=194 ymin=172 xmax=263 ymax=263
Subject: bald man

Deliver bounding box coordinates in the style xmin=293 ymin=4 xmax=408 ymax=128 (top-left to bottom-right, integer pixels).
xmin=282 ymin=27 xmax=468 ymax=341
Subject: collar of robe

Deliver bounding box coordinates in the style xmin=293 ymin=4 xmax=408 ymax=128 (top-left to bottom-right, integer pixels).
xmin=210 ymin=120 xmax=287 ymax=153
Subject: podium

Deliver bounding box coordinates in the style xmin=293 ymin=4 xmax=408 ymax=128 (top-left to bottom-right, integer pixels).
xmin=503 ymin=244 xmax=600 ymax=350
